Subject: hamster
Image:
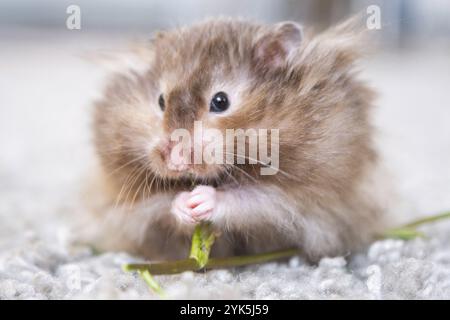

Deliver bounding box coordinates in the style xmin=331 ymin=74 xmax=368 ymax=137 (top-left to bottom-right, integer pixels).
xmin=86 ymin=17 xmax=390 ymax=262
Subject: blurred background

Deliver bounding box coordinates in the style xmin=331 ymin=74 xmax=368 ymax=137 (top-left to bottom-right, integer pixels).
xmin=1 ymin=0 xmax=450 ymax=46
xmin=0 ymin=0 xmax=449 ymax=244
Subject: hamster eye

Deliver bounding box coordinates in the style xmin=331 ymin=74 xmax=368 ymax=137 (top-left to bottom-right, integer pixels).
xmin=210 ymin=92 xmax=229 ymax=113
xmin=158 ymin=94 xmax=165 ymax=111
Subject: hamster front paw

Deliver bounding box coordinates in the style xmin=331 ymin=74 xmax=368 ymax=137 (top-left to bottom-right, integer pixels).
xmin=188 ymin=185 xmax=216 ymax=220
xmin=171 ymin=185 xmax=216 ymax=224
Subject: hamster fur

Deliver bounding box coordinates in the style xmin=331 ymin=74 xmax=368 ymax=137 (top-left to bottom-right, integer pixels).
xmin=85 ymin=17 xmax=391 ymax=262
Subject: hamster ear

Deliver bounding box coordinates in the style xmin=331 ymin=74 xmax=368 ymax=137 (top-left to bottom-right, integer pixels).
xmin=253 ymin=21 xmax=303 ymax=69
xmin=299 ymin=14 xmax=369 ymax=76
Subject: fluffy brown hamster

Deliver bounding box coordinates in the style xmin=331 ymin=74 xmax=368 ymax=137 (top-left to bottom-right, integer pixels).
xmin=87 ymin=17 xmax=389 ymax=262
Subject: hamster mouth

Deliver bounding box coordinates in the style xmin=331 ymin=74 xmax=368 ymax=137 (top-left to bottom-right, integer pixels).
xmin=158 ymin=170 xmax=227 ymax=189
xmin=152 ymin=143 xmax=240 ymax=187
xmin=156 ymin=145 xmax=223 ymax=181
xmin=167 ymin=165 xmax=220 ymax=180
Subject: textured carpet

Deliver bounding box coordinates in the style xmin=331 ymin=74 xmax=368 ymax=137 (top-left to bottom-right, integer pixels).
xmin=1 ymin=30 xmax=450 ymax=299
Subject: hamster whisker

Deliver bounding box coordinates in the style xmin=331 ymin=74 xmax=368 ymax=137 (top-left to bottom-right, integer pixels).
xmin=142 ymin=167 xmax=151 ymax=200
xmin=113 ymin=163 xmax=146 ymax=210
xmin=222 ymin=166 xmax=241 ymax=187
xmin=141 ymin=172 xmax=159 ymax=202
xmin=98 ymin=145 xmax=146 ymax=156
xmin=103 ymin=153 xmax=149 ymax=178
xmin=129 ymin=165 xmax=151 ymax=210
xmin=124 ymin=163 xmax=149 ymax=209
xmin=220 ymin=161 xmax=258 ymax=183
xmin=223 ymin=152 xmax=301 ymax=183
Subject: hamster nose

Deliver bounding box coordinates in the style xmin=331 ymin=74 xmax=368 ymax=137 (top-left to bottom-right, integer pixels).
xmin=160 ymin=140 xmax=193 ymax=172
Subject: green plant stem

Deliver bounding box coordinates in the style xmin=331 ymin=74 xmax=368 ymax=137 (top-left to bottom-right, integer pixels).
xmin=382 ymin=211 xmax=450 ymax=240
xmin=401 ymin=211 xmax=450 ymax=229
xmin=138 ymin=270 xmax=166 ymax=297
xmin=124 ymin=258 xmax=200 ymax=275
xmin=123 ymin=248 xmax=298 ymax=275
xmin=124 ymin=211 xmax=450 ymax=286
xmin=206 ymin=248 xmax=299 ymax=269
xmin=189 ymin=222 xmax=217 ymax=268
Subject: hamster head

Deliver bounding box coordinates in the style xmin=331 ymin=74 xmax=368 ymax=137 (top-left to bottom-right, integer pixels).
xmin=94 ymin=17 xmax=375 ymax=195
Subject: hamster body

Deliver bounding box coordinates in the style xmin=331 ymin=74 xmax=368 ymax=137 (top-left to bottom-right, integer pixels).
xmin=88 ymin=17 xmax=389 ymax=261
